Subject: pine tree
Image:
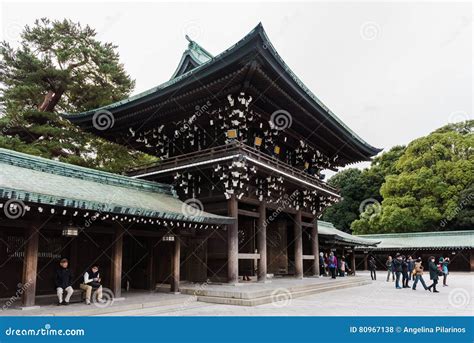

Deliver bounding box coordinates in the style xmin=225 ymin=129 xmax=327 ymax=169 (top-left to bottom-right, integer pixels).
xmin=0 ymin=18 xmax=156 ymax=172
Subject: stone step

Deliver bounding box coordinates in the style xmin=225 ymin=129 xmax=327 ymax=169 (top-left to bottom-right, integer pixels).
xmin=179 ymin=278 xmax=367 ymax=300
xmin=196 ymin=279 xmax=371 ymax=306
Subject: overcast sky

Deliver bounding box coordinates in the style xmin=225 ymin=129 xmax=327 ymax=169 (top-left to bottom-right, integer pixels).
xmin=1 ymin=1 xmax=472 ymax=170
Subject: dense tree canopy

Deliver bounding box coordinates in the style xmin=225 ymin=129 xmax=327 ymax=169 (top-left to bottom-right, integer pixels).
xmin=322 ymin=146 xmax=405 ymax=231
xmin=0 ymin=18 xmax=156 ymax=172
xmin=351 ymin=120 xmax=473 ymax=234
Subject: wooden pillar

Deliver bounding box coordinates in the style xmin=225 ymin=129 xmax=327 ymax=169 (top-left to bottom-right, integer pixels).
xmin=363 ymin=254 xmax=368 ymax=271
xmin=257 ymin=202 xmax=267 ymax=282
xmin=146 ymin=239 xmax=156 ymax=291
xmin=294 ymin=210 xmax=303 ymax=279
xmin=110 ymin=225 xmax=124 ymax=298
xmin=22 ymin=224 xmax=39 ymax=307
xmin=351 ymin=251 xmax=356 ymax=276
xmin=171 ymin=236 xmax=181 ymax=293
xmin=227 ymin=195 xmax=239 ymax=283
xmin=311 ymin=220 xmax=320 ymax=277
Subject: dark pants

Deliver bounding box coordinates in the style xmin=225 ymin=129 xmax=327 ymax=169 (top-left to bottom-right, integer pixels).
xmin=395 ymin=272 xmax=401 ymax=288
xmin=320 ymin=264 xmax=325 ymax=276
xmin=370 ymin=269 xmax=376 ymax=280
xmin=428 ymin=279 xmax=438 ymax=291
xmin=329 ymin=267 xmax=336 ymax=279
xmin=386 ymin=270 xmax=394 ymax=281
xmin=443 ymin=273 xmax=448 ymax=285
xmin=402 ymin=271 xmax=410 ymax=287
xmin=412 ymin=275 xmax=428 ymax=290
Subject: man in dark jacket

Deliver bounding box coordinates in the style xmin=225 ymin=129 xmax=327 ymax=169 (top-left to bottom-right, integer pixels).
xmin=368 ymin=256 xmax=376 ymax=280
xmin=427 ymin=256 xmax=440 ymax=293
xmin=55 ymin=258 xmax=74 ymax=305
xmin=401 ymin=256 xmax=410 ymax=288
xmin=393 ymin=253 xmax=403 ymax=289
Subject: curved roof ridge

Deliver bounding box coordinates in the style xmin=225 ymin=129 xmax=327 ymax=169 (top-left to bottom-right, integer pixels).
xmin=62 ymin=23 xmax=380 ymax=155
xmin=358 ymin=230 xmax=474 ymax=238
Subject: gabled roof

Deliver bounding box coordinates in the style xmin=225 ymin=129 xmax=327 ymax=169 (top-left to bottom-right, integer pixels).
xmin=0 ymin=149 xmax=233 ymax=224
xmin=63 ymin=23 xmax=381 ymax=163
xmin=318 ymin=221 xmax=380 ymax=247
xmin=170 ymin=35 xmax=213 ymax=79
xmin=356 ymin=231 xmax=474 ymax=250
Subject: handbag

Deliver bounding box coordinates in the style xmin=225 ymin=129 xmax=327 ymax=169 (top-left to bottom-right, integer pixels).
xmin=89 ymin=281 xmax=101 ymax=289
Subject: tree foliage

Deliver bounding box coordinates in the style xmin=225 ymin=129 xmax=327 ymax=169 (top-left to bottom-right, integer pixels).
xmin=0 ymin=18 xmax=156 ymax=172
xmin=351 ymin=120 xmax=473 ymax=234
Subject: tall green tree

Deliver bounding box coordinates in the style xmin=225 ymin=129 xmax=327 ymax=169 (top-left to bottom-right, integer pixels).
xmin=352 ymin=120 xmax=474 ymax=234
xmin=322 ymin=145 xmax=405 ymax=232
xmin=0 ymin=18 xmax=156 ymax=172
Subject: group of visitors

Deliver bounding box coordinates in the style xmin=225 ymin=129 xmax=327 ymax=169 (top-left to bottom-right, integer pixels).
xmin=367 ymin=253 xmax=450 ymax=293
xmin=55 ymin=258 xmax=105 ymax=305
xmin=319 ymin=251 xmax=352 ymax=279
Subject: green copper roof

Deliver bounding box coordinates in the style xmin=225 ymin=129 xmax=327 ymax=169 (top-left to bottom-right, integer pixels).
xmin=63 ymin=23 xmax=381 ymax=157
xmin=317 ymin=220 xmax=380 ymax=247
xmin=170 ymin=36 xmax=213 ymax=79
xmin=0 ymin=148 xmax=233 ymax=224
xmin=356 ymin=231 xmax=474 ymax=250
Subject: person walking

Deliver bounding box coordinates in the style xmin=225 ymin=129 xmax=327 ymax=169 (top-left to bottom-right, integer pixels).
xmin=427 ymin=256 xmax=440 ymax=293
xmin=328 ymin=252 xmax=337 ymax=279
xmin=385 ymin=256 xmax=394 ymax=282
xmin=319 ymin=252 xmax=326 ymax=276
xmin=441 ymin=257 xmax=450 ymax=287
xmin=393 ymin=253 xmax=403 ymax=289
xmin=402 ymin=255 xmax=410 ymax=288
xmin=412 ymin=258 xmax=429 ymax=291
xmin=368 ymin=256 xmax=376 ymax=280
xmin=407 ymin=255 xmax=415 ymax=281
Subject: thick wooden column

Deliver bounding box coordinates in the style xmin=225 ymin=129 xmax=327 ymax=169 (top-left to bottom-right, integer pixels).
xmin=351 ymin=251 xmax=356 ymax=276
xmin=311 ymin=220 xmax=320 ymax=277
xmin=22 ymin=224 xmax=39 ymax=307
xmin=363 ymin=254 xmax=368 ymax=271
xmin=257 ymin=203 xmax=267 ymax=282
xmin=227 ymin=195 xmax=239 ymax=284
xmin=294 ymin=210 xmax=303 ymax=279
xmin=146 ymin=239 xmax=156 ymax=291
xmin=170 ymin=236 xmax=181 ymax=293
xmin=110 ymin=225 xmax=124 ymax=298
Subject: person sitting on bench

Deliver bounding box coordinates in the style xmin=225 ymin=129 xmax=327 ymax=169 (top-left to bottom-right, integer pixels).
xmin=80 ymin=264 xmax=104 ymax=305
xmin=55 ymin=258 xmax=74 ymax=306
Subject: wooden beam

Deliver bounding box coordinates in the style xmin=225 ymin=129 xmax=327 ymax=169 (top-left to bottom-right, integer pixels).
xmin=311 ymin=221 xmax=320 ymax=276
xmin=303 ymin=255 xmax=315 ymax=260
xmin=146 ymin=239 xmax=157 ymax=291
xmin=110 ymin=224 xmax=124 ymax=298
xmin=227 ymin=195 xmax=239 ymax=284
xmin=238 ymin=209 xmax=260 ymax=218
xmin=170 ymin=236 xmax=181 ymax=293
xmin=257 ymin=203 xmax=267 ymax=282
xmin=21 ymin=224 xmax=39 ymax=307
xmin=238 ymin=253 xmax=260 ymax=260
xmin=294 ymin=210 xmax=303 ymax=279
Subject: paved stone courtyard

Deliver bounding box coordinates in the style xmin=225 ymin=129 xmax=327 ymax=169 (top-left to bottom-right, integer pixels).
xmin=102 ymin=272 xmax=473 ymax=317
